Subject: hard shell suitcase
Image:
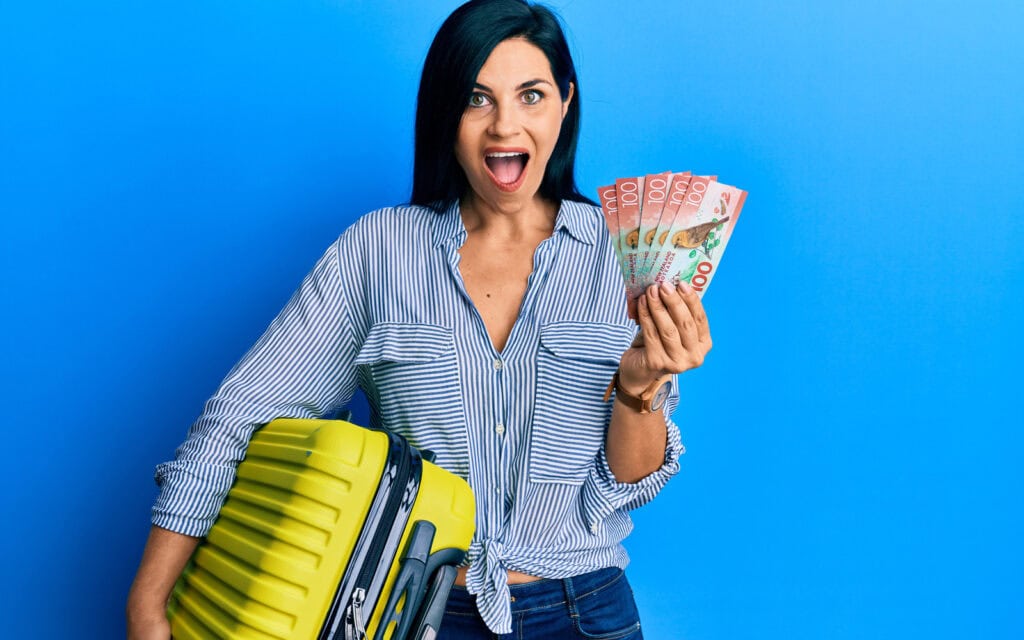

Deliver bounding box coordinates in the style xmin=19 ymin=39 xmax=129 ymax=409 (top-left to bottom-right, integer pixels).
xmin=167 ymin=418 xmax=476 ymax=639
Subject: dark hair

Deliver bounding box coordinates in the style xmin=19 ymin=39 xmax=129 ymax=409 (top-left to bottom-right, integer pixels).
xmin=411 ymin=0 xmax=593 ymax=209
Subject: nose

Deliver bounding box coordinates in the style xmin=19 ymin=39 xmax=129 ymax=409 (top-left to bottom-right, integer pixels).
xmin=486 ymin=102 xmax=520 ymax=138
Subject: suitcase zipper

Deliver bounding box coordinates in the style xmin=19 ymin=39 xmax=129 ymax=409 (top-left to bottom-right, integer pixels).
xmin=352 ymin=437 xmax=414 ymax=593
xmin=324 ymin=433 xmax=421 ymax=640
xmin=344 ymin=588 xmax=366 ymax=640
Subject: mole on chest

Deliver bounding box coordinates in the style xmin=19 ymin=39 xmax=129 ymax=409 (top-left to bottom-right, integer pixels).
xmin=460 ymin=256 xmax=534 ymax=351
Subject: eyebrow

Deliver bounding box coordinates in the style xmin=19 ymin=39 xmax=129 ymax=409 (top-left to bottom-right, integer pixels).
xmin=473 ymin=79 xmax=553 ymax=92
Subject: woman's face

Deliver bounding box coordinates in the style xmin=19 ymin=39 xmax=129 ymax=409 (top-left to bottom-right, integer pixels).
xmin=454 ymin=37 xmax=573 ymax=210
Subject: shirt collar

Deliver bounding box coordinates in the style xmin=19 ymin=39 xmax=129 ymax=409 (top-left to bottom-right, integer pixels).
xmin=429 ymin=200 xmax=465 ymax=248
xmin=554 ymin=199 xmax=597 ymax=245
xmin=429 ymin=198 xmax=597 ymax=247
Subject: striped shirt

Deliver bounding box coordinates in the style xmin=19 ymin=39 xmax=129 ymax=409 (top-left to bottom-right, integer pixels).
xmin=153 ymin=199 xmax=684 ymax=634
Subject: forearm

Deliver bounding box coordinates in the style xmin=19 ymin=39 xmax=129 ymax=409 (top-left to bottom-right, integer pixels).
xmin=606 ymin=280 xmax=710 ymax=484
xmin=604 ymin=394 xmax=669 ymax=484
xmin=126 ymin=525 xmax=201 ymax=623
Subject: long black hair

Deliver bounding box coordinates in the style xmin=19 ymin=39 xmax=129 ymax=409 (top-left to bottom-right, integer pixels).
xmin=411 ymin=0 xmax=593 ymax=209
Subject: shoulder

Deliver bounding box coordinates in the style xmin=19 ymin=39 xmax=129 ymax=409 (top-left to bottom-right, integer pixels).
xmin=561 ymin=198 xmax=603 ymax=219
xmin=563 ymin=198 xmax=602 ymax=213
xmin=340 ymin=203 xmax=438 ymax=241
xmin=328 ymin=203 xmax=447 ymax=279
xmin=331 ymin=203 xmax=443 ymax=257
xmin=558 ymin=199 xmax=613 ymax=248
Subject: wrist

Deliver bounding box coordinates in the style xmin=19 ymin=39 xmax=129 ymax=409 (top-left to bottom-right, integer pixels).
xmin=617 ymin=374 xmax=658 ymax=397
xmin=603 ymin=370 xmax=673 ymax=414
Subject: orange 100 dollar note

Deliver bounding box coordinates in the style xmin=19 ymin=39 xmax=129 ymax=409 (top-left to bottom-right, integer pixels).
xmin=598 ymin=170 xmax=747 ymax=316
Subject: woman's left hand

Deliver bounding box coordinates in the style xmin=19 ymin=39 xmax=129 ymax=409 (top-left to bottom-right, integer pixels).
xmin=618 ymin=280 xmax=712 ymax=396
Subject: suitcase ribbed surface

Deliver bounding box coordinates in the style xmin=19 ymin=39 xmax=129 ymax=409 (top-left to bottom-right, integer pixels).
xmin=168 ymin=419 xmax=474 ymax=640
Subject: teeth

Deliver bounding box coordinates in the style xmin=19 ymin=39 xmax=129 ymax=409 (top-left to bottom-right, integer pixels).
xmin=486 ymin=151 xmax=527 ymax=158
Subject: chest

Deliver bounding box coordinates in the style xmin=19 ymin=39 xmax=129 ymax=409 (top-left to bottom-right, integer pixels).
xmin=457 ymin=234 xmax=544 ymax=353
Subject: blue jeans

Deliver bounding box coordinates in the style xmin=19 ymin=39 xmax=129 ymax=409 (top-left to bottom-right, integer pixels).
xmin=437 ymin=567 xmax=644 ymax=640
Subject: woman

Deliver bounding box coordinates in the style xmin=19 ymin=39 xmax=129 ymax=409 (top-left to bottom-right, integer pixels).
xmin=127 ymin=1 xmax=712 ymax=638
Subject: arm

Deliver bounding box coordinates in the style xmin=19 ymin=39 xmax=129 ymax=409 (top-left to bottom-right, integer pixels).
xmin=128 ymin=237 xmax=361 ymax=635
xmin=604 ymin=389 xmax=672 ymax=484
xmin=578 ymin=281 xmax=708 ymax=531
xmin=606 ymin=279 xmax=711 ymax=483
xmin=126 ymin=526 xmax=200 ymax=640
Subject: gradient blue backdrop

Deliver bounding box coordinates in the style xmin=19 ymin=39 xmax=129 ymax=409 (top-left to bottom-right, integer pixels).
xmin=2 ymin=1 xmax=1021 ymax=638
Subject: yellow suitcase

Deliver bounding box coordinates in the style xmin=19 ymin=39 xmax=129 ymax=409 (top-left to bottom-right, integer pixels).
xmin=167 ymin=418 xmax=476 ymax=639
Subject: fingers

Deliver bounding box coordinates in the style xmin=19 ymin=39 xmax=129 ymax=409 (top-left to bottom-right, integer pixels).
xmin=677 ymin=281 xmax=712 ymax=349
xmin=636 ymin=292 xmax=670 ymax=371
xmin=634 ymin=281 xmax=712 ymax=374
xmin=638 ymin=283 xmax=690 ymax=370
xmin=659 ymin=281 xmax=701 ymax=352
xmin=653 ymin=282 xmax=694 ymax=361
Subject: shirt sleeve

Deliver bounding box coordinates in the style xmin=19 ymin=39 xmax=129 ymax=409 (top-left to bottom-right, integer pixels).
xmin=151 ymin=237 xmax=360 ymax=537
xmin=578 ymin=376 xmax=685 ymax=532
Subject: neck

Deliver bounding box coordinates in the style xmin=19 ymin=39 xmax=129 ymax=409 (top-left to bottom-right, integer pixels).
xmin=459 ymin=191 xmax=559 ymax=239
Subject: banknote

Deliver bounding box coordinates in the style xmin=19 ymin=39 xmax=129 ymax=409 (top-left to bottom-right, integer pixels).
xmin=614 ymin=176 xmax=644 ymax=292
xmin=664 ymin=179 xmax=746 ymax=296
xmin=645 ymin=174 xmax=715 ymax=286
xmin=636 ymin=172 xmax=672 ymax=283
xmin=642 ymin=171 xmax=691 ymax=285
xmin=598 ymin=171 xmax=746 ymax=310
xmin=597 ymin=184 xmax=632 ymax=285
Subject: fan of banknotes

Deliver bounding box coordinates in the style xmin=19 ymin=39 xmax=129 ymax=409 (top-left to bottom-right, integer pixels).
xmin=598 ymin=172 xmax=747 ymax=305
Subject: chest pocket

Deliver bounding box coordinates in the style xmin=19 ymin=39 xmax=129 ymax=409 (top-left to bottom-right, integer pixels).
xmin=529 ymin=322 xmax=635 ymax=485
xmin=353 ymin=322 xmax=468 ymax=477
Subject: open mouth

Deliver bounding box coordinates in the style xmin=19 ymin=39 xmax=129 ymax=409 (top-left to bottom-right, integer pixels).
xmin=484 ymin=150 xmax=529 ymax=192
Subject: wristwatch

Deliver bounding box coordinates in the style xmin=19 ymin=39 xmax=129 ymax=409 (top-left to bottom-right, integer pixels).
xmin=603 ymin=371 xmax=673 ymax=414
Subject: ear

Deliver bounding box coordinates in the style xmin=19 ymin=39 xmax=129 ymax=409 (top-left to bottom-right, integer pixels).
xmin=562 ymin=82 xmax=575 ymax=119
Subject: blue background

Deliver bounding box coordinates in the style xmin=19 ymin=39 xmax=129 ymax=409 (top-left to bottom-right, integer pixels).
xmin=2 ymin=1 xmax=1021 ymax=638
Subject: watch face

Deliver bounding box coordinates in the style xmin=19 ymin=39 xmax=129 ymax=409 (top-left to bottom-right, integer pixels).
xmin=651 ymin=379 xmax=672 ymax=412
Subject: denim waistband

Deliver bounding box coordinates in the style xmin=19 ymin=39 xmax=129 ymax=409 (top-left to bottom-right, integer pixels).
xmin=446 ymin=566 xmax=625 ymax=615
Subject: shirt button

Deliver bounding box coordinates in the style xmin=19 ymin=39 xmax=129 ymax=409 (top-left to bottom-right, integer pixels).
xmin=590 ymin=524 xmax=599 ymax=534
xmin=493 ymin=358 xmax=503 ymax=371
xmin=495 ymin=423 xmax=505 ymax=436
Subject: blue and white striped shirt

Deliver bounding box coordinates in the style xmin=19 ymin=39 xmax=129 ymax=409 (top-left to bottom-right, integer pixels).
xmin=153 ymin=199 xmax=684 ymax=634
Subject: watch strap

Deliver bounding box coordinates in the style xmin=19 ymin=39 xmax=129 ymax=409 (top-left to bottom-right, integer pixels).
xmin=603 ymin=371 xmax=652 ymax=414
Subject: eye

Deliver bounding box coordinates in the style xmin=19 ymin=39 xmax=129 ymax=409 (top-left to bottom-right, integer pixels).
xmin=522 ymin=89 xmax=543 ymax=105
xmin=468 ymin=92 xmax=490 ymax=108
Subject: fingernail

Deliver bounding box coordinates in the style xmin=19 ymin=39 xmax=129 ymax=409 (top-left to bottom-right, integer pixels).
xmin=678 ymin=280 xmax=693 ymax=294
xmin=647 ymin=284 xmax=658 ymax=298
xmin=660 ymin=280 xmax=675 ymax=296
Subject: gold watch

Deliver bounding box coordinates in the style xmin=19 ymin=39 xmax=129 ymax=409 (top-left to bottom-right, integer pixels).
xmin=603 ymin=371 xmax=673 ymax=414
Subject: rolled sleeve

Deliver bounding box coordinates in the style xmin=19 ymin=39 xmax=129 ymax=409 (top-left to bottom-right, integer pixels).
xmin=152 ymin=459 xmax=238 ymax=536
xmin=151 ymin=237 xmax=359 ymax=537
xmin=579 ymin=378 xmax=685 ymax=532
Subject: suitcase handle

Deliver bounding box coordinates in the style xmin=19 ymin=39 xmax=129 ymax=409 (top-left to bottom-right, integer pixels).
xmin=374 ymin=521 xmax=466 ymax=640
xmin=404 ymin=547 xmax=465 ymax=639
xmin=410 ymin=564 xmax=458 ymax=640
xmin=374 ymin=521 xmax=434 ymax=640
